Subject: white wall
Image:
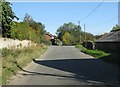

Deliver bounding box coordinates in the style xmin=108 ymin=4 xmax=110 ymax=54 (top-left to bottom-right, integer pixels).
xmin=0 ymin=38 xmax=36 ymax=49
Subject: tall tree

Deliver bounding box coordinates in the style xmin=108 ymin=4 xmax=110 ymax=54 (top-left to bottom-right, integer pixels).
xmin=23 ymin=13 xmax=33 ymax=23
xmin=1 ymin=0 xmax=19 ymax=37
xmin=57 ymin=22 xmax=81 ymax=40
xmin=56 ymin=22 xmax=81 ymax=44
xmin=23 ymin=13 xmax=46 ymax=43
xmin=56 ymin=22 xmax=95 ymax=45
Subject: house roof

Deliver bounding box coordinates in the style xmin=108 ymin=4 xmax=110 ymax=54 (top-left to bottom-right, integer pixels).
xmin=46 ymin=32 xmax=53 ymax=37
xmin=96 ymin=30 xmax=120 ymax=42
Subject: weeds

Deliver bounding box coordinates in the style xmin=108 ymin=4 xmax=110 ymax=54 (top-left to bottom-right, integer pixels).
xmin=2 ymin=45 xmax=47 ymax=84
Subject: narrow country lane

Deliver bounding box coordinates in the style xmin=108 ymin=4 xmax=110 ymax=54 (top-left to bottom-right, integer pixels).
xmin=9 ymin=46 xmax=120 ymax=86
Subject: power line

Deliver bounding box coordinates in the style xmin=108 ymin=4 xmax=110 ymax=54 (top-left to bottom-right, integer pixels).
xmin=88 ymin=16 xmax=117 ymax=27
xmin=80 ymin=0 xmax=105 ymax=22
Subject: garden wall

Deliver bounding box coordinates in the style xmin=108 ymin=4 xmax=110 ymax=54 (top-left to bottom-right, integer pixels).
xmin=95 ymin=41 xmax=120 ymax=53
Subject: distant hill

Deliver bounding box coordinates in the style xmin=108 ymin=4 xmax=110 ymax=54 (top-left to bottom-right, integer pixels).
xmin=97 ymin=30 xmax=120 ymax=42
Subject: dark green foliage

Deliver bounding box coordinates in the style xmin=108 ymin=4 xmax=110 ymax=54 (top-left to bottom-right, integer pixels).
xmin=1 ymin=1 xmax=19 ymax=37
xmin=57 ymin=22 xmax=80 ymax=43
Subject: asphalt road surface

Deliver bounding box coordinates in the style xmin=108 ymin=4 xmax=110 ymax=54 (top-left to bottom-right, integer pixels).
xmin=9 ymin=46 xmax=120 ymax=86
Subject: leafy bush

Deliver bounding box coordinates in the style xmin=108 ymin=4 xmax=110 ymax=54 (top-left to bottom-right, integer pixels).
xmin=28 ymin=27 xmax=40 ymax=43
xmin=10 ymin=22 xmax=29 ymax=40
xmin=62 ymin=32 xmax=74 ymax=45
xmin=55 ymin=39 xmax=62 ymax=46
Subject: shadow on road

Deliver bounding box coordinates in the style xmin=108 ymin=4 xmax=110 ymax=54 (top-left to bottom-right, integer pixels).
xmin=16 ymin=58 xmax=120 ymax=86
xmin=100 ymin=53 xmax=120 ymax=65
xmin=33 ymin=58 xmax=120 ymax=86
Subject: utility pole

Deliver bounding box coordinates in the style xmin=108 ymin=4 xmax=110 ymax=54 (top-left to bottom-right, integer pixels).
xmin=84 ymin=24 xmax=86 ymax=47
xmin=78 ymin=21 xmax=81 ymax=44
xmin=84 ymin=24 xmax=86 ymax=41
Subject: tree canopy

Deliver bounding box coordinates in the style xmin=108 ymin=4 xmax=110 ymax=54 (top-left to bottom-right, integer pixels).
xmin=1 ymin=1 xmax=19 ymax=37
xmin=56 ymin=22 xmax=95 ymax=45
xmin=1 ymin=1 xmax=49 ymax=44
xmin=10 ymin=13 xmax=47 ymax=43
xmin=57 ymin=22 xmax=81 ymax=41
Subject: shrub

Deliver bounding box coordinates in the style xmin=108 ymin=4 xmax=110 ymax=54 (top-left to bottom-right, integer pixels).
xmin=10 ymin=22 xmax=29 ymax=40
xmin=28 ymin=27 xmax=40 ymax=43
xmin=55 ymin=39 xmax=62 ymax=46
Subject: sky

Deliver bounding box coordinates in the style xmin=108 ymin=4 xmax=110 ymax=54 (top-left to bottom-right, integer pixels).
xmin=9 ymin=0 xmax=119 ymax=35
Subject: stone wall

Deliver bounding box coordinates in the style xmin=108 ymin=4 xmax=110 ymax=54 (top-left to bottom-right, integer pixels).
xmin=0 ymin=38 xmax=37 ymax=49
xmin=81 ymin=41 xmax=120 ymax=54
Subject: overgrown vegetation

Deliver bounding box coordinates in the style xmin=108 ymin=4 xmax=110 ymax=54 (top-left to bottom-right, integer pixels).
xmin=76 ymin=44 xmax=109 ymax=58
xmin=1 ymin=1 xmax=50 ymax=44
xmin=2 ymin=45 xmax=47 ymax=84
xmin=111 ymin=24 xmax=120 ymax=32
xmin=10 ymin=14 xmax=47 ymax=43
xmin=1 ymin=1 xmax=51 ymax=84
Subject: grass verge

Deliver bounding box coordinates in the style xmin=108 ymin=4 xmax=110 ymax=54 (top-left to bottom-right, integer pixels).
xmin=1 ymin=44 xmax=47 ymax=84
xmin=76 ymin=44 xmax=119 ymax=65
xmin=75 ymin=44 xmax=109 ymax=58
